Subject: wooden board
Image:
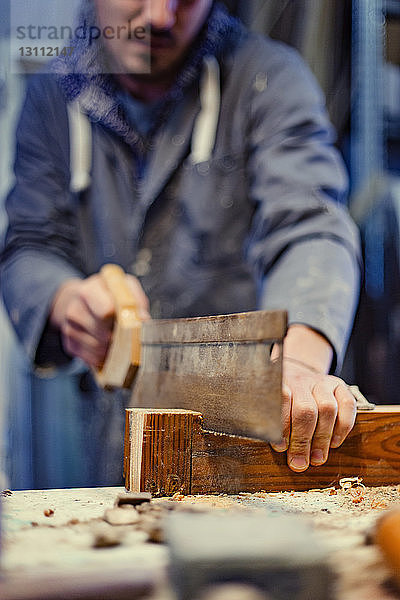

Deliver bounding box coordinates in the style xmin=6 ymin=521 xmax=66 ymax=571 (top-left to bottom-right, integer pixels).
xmin=130 ymin=310 xmax=287 ymax=442
xmin=124 ymin=406 xmax=400 ymax=495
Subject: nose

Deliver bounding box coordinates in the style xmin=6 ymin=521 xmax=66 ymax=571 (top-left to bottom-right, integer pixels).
xmin=145 ymin=0 xmax=178 ymax=30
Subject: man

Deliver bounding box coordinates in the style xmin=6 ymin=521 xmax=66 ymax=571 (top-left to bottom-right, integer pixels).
xmin=1 ymin=0 xmax=361 ymax=483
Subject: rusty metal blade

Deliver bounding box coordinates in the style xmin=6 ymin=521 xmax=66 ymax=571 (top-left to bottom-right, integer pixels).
xmin=130 ymin=310 xmax=287 ymax=442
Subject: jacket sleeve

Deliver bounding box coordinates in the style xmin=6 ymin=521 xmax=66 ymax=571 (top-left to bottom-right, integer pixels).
xmin=243 ymin=40 xmax=361 ymax=371
xmin=0 ymin=74 xmax=84 ymax=366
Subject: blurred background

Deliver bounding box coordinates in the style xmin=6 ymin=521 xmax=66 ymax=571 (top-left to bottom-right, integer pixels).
xmin=0 ymin=0 xmax=399 ymax=490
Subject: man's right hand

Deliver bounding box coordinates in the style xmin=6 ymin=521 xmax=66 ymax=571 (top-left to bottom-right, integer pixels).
xmin=49 ymin=273 xmax=150 ymax=368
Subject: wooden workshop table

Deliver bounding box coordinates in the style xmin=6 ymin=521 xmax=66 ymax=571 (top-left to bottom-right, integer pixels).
xmin=1 ymin=485 xmax=400 ymax=599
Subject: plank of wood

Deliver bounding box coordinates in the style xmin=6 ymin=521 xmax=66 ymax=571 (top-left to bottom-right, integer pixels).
xmin=124 ymin=406 xmax=400 ymax=494
xmin=192 ymin=406 xmax=400 ymax=493
xmin=130 ymin=310 xmax=287 ymax=441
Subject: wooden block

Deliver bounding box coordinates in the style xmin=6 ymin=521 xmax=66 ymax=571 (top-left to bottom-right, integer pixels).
xmin=124 ymin=408 xmax=199 ymax=495
xmin=124 ymin=406 xmax=400 ymax=494
xmin=192 ymin=406 xmax=400 ymax=493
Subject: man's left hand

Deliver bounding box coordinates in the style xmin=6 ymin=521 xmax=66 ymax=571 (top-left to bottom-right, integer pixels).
xmin=270 ymin=324 xmax=357 ymax=471
xmin=271 ymin=359 xmax=357 ymax=471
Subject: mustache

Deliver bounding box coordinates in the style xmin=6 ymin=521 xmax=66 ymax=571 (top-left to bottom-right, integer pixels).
xmin=149 ymin=25 xmax=175 ymax=41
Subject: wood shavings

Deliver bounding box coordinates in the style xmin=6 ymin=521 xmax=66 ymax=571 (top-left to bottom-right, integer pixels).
xmin=308 ymin=487 xmax=337 ymax=493
xmin=115 ymin=492 xmax=152 ymax=507
xmin=171 ymin=492 xmax=185 ymax=501
xmin=339 ymin=477 xmax=366 ymax=491
xmin=5 ymin=484 xmax=400 ymax=600
xmin=337 ymin=477 xmax=366 ymax=505
xmin=137 ymin=514 xmax=164 ymax=543
xmin=350 ymin=488 xmax=365 ymax=504
xmin=90 ymin=522 xmax=123 ymax=548
xmin=348 ymin=385 xmax=375 ymax=410
xmin=370 ymin=500 xmax=388 ymax=510
xmin=103 ymin=506 xmax=140 ymax=526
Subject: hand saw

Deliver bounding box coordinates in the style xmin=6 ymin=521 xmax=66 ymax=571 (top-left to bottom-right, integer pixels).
xmin=95 ymin=264 xmax=287 ymax=442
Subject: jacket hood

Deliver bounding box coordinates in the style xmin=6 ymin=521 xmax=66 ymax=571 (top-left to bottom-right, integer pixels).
xmin=51 ymin=1 xmax=244 ymax=149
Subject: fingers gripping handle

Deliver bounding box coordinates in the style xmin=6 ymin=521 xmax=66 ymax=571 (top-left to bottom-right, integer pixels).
xmin=100 ymin=264 xmax=141 ymax=318
xmin=95 ymin=264 xmax=142 ymax=389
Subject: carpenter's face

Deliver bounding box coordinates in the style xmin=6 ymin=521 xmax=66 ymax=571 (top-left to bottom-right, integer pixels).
xmin=93 ymin=0 xmax=213 ymax=78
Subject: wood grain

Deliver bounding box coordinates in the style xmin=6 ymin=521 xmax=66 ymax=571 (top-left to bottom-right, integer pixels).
xmin=124 ymin=409 xmax=199 ymax=495
xmin=192 ymin=407 xmax=400 ymax=493
xmin=125 ymin=407 xmax=400 ymax=495
xmin=130 ymin=310 xmax=287 ymax=441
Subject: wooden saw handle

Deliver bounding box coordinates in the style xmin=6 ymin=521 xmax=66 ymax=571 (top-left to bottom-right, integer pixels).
xmin=95 ymin=264 xmax=142 ymax=389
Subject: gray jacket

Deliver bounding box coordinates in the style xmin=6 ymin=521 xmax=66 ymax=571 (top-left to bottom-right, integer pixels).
xmin=1 ymin=5 xmax=360 ymax=372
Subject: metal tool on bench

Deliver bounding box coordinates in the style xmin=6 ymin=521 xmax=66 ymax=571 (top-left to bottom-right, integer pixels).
xmin=95 ymin=264 xmax=287 ymax=442
xmin=166 ymin=512 xmax=334 ymax=600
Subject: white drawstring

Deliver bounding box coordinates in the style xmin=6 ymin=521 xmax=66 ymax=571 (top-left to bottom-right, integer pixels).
xmin=190 ymin=55 xmax=221 ymax=165
xmin=67 ymin=56 xmax=221 ymax=186
xmin=67 ymin=99 xmax=92 ymax=193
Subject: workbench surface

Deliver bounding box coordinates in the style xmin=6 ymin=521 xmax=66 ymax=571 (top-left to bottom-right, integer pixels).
xmin=1 ymin=484 xmax=400 ymax=599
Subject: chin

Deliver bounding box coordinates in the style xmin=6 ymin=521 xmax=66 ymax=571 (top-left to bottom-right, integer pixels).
xmin=119 ymin=58 xmax=151 ymax=75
